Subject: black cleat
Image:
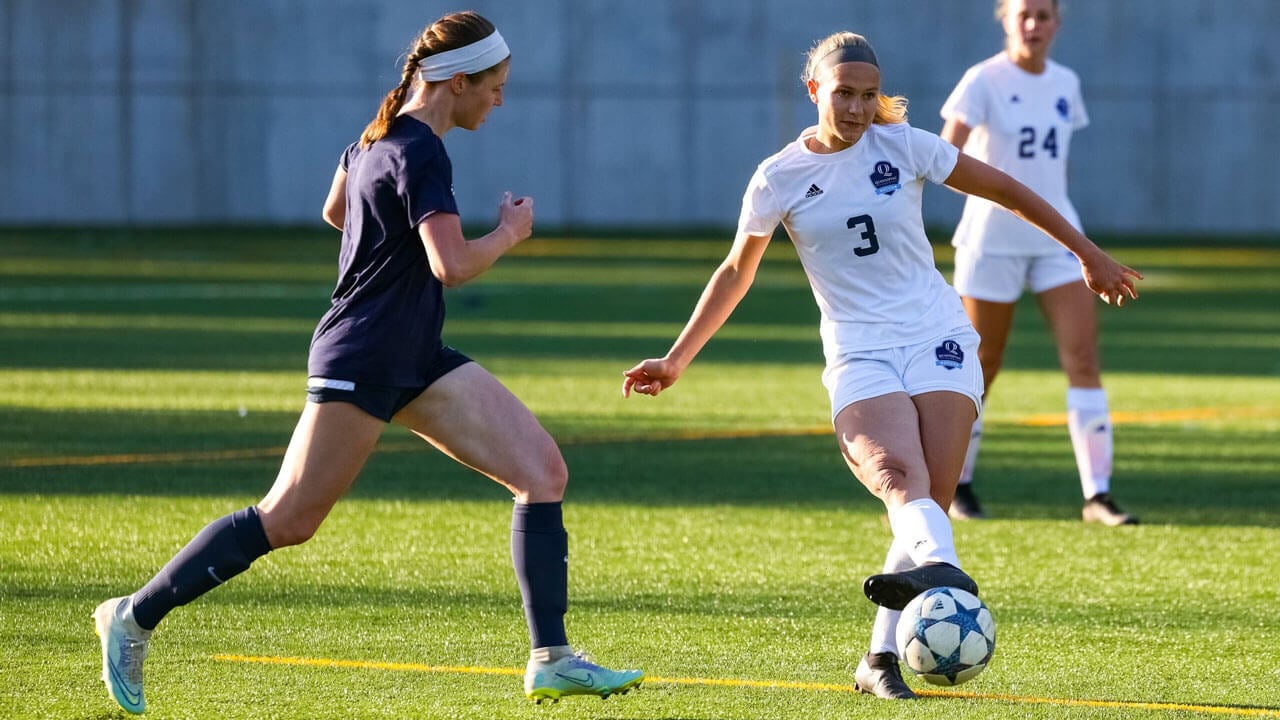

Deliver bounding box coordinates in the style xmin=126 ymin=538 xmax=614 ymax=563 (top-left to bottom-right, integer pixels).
xmin=948 ymin=483 xmax=987 ymax=520
xmin=1082 ymin=493 xmax=1138 ymax=526
xmin=854 ymin=652 xmax=917 ymax=700
xmin=863 ymin=561 xmax=978 ymax=611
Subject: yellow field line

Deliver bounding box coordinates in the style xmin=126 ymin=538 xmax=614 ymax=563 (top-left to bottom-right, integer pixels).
xmin=4 ymin=405 xmax=1275 ymax=469
xmin=211 ymin=654 xmax=1280 ymax=717
xmin=1017 ymin=405 xmax=1280 ymax=427
xmin=2 ymin=446 xmax=288 ymax=468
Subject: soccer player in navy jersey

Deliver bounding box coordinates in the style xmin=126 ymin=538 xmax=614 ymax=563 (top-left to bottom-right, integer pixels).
xmin=623 ymin=31 xmax=1139 ymax=699
xmin=93 ymin=11 xmax=641 ymax=714
xmin=941 ymin=0 xmax=1137 ymax=525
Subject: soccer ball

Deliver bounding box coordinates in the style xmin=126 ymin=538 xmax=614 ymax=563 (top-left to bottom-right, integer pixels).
xmin=895 ymin=586 xmax=995 ymax=686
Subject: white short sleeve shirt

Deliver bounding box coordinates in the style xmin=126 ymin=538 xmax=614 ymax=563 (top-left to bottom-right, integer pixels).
xmin=942 ymin=54 xmax=1088 ymax=255
xmin=738 ymin=122 xmax=970 ymax=362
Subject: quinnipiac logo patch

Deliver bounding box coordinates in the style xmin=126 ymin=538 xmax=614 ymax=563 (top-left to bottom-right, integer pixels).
xmin=869 ymin=161 xmax=901 ymax=196
xmin=935 ymin=339 xmax=964 ymax=370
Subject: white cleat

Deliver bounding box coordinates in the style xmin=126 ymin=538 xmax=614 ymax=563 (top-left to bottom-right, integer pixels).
xmin=524 ymin=650 xmax=643 ymax=703
xmin=93 ymin=597 xmax=151 ymax=714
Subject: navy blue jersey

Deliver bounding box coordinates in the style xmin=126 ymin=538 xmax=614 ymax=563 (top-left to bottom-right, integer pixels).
xmin=308 ymin=115 xmax=460 ymax=385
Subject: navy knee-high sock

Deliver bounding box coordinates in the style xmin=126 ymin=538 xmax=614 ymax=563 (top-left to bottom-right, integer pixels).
xmin=130 ymin=506 xmax=272 ymax=630
xmin=511 ymin=502 xmax=569 ymax=649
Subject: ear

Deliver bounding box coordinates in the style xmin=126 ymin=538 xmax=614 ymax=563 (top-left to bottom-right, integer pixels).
xmin=806 ymin=78 xmax=820 ymax=104
xmin=449 ymin=73 xmax=468 ymax=95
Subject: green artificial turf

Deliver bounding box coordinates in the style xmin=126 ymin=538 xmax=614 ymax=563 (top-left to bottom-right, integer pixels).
xmin=2 ymin=229 xmax=1277 ymax=719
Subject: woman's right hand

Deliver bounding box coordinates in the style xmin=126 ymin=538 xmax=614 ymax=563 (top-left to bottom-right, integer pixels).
xmin=622 ymin=357 xmax=683 ymax=398
xmin=498 ymin=191 xmax=534 ymax=244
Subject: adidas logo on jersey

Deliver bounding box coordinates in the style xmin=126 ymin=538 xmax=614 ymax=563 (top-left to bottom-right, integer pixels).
xmin=804 ymin=184 xmax=823 ymax=198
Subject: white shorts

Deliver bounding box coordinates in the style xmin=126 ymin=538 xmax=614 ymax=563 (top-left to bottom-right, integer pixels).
xmin=822 ymin=327 xmax=984 ymax=423
xmin=952 ymin=247 xmax=1084 ymax=303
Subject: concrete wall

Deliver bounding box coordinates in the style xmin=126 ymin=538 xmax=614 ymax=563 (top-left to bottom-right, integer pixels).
xmin=3 ymin=0 xmax=1278 ymax=234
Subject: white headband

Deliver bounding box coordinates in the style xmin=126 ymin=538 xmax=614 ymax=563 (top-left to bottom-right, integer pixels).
xmin=417 ymin=30 xmax=509 ymax=82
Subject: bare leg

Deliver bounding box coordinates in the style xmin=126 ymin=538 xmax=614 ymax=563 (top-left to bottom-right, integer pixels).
xmin=962 ymin=296 xmax=1017 ymax=395
xmin=1035 ymin=280 xmax=1101 ymax=388
xmin=1037 ymin=281 xmax=1125 ymax=515
xmin=834 ymin=391 xmax=961 ymax=568
xmin=843 ymin=392 xmax=978 ymax=610
xmin=392 ymin=362 xmax=567 ymax=502
xmin=126 ymin=400 xmax=384 ymax=634
xmin=912 ymin=390 xmax=980 ymax=510
xmin=834 ymin=392 xmax=932 ymax=512
xmin=258 ymin=401 xmax=386 ymax=547
xmin=952 ymin=297 xmax=1016 ymax=517
xmin=393 ymin=362 xmax=571 ymax=653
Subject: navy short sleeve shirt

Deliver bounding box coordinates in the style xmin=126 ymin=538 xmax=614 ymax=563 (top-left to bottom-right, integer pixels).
xmin=308 ymin=115 xmax=460 ymax=386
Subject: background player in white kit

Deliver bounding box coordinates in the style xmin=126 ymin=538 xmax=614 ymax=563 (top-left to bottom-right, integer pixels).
xmin=623 ymin=30 xmax=1140 ymax=700
xmin=941 ymin=0 xmax=1137 ymax=525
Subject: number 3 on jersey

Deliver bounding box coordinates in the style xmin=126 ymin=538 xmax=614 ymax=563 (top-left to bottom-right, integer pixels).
xmin=847 ymin=214 xmax=879 ymax=257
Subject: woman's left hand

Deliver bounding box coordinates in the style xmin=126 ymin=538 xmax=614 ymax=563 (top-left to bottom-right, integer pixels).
xmin=1080 ymin=249 xmax=1142 ymax=306
xmin=622 ymin=357 xmax=683 ymax=398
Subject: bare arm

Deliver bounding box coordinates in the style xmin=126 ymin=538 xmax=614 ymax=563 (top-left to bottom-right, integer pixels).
xmin=944 ymin=154 xmax=1141 ymax=305
xmin=419 ymin=192 xmax=534 ymax=287
xmin=940 ymin=117 xmax=973 ymax=150
xmin=622 ymin=231 xmax=773 ymax=397
xmin=321 ymin=166 xmax=347 ymax=230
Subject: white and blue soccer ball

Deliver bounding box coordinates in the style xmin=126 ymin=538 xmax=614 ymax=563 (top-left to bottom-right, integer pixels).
xmin=895 ymin=586 xmax=996 ymax=686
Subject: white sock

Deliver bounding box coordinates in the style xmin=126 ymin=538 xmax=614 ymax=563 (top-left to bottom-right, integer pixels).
xmin=868 ymin=538 xmax=913 ymax=655
xmin=958 ymin=415 xmax=983 ymax=485
xmin=888 ymin=498 xmax=961 ymax=568
xmin=529 ymin=644 xmax=573 ymax=665
xmin=1066 ymin=387 xmax=1112 ymax=498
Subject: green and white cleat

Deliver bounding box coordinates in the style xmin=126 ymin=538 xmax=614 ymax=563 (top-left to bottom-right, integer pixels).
xmin=93 ymin=597 xmax=151 ymax=714
xmin=524 ymin=651 xmax=643 ymax=704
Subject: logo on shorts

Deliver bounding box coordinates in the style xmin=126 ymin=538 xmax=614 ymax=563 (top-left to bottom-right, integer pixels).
xmin=869 ymin=161 xmax=901 ymax=196
xmin=935 ymin=340 xmax=964 ymax=370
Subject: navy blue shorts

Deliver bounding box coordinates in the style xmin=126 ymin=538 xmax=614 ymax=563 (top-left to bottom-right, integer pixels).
xmin=305 ymin=346 xmax=472 ymax=422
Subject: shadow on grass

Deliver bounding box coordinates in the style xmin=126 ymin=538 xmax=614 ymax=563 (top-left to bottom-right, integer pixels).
xmin=16 ymin=581 xmax=860 ymax=623
xmin=3 ymin=257 xmax=1278 ymax=375
xmin=3 ymin=407 xmax=1278 ymax=529
xmin=3 ymin=303 xmax=1278 ymax=373
xmin=954 ymin=424 xmax=1280 ymax=526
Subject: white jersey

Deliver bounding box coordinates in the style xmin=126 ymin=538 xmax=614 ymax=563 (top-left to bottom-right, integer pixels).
xmin=942 ymin=53 xmax=1089 ymax=256
xmin=738 ymin=122 xmax=970 ymax=362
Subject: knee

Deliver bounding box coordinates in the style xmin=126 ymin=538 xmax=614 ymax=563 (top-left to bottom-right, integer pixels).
xmin=258 ymin=507 xmax=322 ymax=549
xmin=521 ymin=445 xmax=568 ymax=502
xmin=868 ymin=464 xmax=911 ymax=503
xmin=542 ymin=450 xmax=569 ymax=498
xmin=849 ymin=446 xmax=914 ymax=503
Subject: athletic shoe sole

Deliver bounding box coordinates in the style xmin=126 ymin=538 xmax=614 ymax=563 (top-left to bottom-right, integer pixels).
xmin=863 ymin=562 xmax=979 ymax=611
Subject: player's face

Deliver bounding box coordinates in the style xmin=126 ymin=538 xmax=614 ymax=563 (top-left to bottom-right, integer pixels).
xmin=455 ymin=62 xmax=508 ymax=131
xmin=808 ymin=61 xmax=880 ymax=151
xmin=1003 ymin=0 xmax=1060 ymax=62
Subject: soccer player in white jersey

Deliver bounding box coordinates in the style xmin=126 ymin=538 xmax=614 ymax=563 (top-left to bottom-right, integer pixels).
xmin=941 ymin=0 xmax=1137 ymax=526
xmin=623 ymin=30 xmax=1140 ymax=700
